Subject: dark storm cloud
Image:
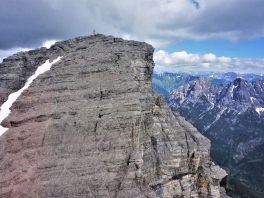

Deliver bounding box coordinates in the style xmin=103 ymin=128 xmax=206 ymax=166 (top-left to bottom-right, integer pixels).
xmin=191 ymin=0 xmax=264 ymax=41
xmin=0 ymin=0 xmax=118 ymax=49
xmin=0 ymin=0 xmax=137 ymax=50
xmin=1 ymin=0 xmax=264 ymax=73
xmin=1 ymin=0 xmax=264 ymax=51
xmin=189 ymin=0 xmax=200 ymax=9
xmin=153 ymin=0 xmax=264 ymax=42
xmin=0 ymin=0 xmax=65 ymax=49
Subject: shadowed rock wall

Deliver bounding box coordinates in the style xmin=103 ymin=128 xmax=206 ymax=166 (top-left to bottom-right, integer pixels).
xmin=0 ymin=35 xmax=228 ymax=197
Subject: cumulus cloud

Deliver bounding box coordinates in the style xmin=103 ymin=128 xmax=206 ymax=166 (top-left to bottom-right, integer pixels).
xmin=42 ymin=40 xmax=58 ymax=49
xmin=1 ymin=0 xmax=264 ymax=50
xmin=154 ymin=50 xmax=264 ymax=74
xmin=203 ymin=53 xmax=217 ymax=62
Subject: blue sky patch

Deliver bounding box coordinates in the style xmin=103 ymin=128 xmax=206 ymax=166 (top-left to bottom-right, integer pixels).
xmin=156 ymin=37 xmax=264 ymax=58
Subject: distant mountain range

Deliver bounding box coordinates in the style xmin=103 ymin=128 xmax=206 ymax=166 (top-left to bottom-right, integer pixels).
xmin=152 ymin=72 xmax=199 ymax=95
xmin=152 ymin=72 xmax=264 ymax=197
xmin=152 ymin=71 xmax=264 ymax=95
xmin=164 ymin=77 xmax=264 ymax=197
xmin=200 ymin=72 xmax=264 ymax=84
xmin=167 ymin=77 xmax=264 ymax=116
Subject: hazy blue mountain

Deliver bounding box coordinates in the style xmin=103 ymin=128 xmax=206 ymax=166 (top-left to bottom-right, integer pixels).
xmin=201 ymin=72 xmax=264 ymax=84
xmin=152 ymin=72 xmax=199 ymax=95
xmin=166 ymin=78 xmax=264 ymax=197
xmin=152 ymin=71 xmax=264 ymax=97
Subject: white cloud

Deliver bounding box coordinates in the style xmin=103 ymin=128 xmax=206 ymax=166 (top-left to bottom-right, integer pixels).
xmin=154 ymin=50 xmax=264 ymax=74
xmin=154 ymin=50 xmax=200 ymax=65
xmin=203 ymin=53 xmax=217 ymax=62
xmin=218 ymin=56 xmax=231 ymax=63
xmin=42 ymin=40 xmax=58 ymax=49
xmin=202 ymin=63 xmax=211 ymax=68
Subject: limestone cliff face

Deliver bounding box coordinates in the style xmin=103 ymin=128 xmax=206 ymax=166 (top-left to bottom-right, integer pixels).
xmin=0 ymin=35 xmax=228 ymax=197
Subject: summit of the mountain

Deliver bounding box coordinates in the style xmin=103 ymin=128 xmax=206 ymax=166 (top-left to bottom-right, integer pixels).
xmin=0 ymin=35 xmax=227 ymax=197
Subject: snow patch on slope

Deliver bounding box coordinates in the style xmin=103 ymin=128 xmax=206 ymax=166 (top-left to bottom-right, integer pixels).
xmin=250 ymin=97 xmax=256 ymax=103
xmin=0 ymin=57 xmax=63 ymax=136
xmin=256 ymin=108 xmax=264 ymax=115
xmin=203 ymin=107 xmax=227 ymax=132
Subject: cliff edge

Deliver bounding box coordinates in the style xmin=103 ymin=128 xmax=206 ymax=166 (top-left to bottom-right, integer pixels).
xmin=0 ymin=35 xmax=228 ymax=197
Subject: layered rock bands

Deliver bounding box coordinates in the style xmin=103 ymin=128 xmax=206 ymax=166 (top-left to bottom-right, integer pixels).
xmin=0 ymin=35 xmax=228 ymax=197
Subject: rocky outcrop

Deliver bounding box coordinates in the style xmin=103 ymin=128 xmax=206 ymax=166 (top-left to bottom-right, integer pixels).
xmin=0 ymin=35 xmax=227 ymax=197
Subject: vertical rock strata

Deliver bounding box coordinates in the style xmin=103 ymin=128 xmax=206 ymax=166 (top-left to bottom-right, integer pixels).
xmin=0 ymin=35 xmax=227 ymax=197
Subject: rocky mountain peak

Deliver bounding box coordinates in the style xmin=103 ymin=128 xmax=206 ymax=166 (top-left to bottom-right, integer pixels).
xmin=233 ymin=77 xmax=243 ymax=85
xmin=190 ymin=77 xmax=209 ymax=89
xmin=0 ymin=35 xmax=227 ymax=197
xmin=169 ymin=76 xmax=264 ymax=114
xmin=166 ymin=76 xmax=264 ymax=197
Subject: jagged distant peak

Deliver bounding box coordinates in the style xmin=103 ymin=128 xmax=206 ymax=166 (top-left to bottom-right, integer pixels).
xmin=165 ymin=72 xmax=264 ymax=196
xmin=168 ymin=76 xmax=264 ymax=114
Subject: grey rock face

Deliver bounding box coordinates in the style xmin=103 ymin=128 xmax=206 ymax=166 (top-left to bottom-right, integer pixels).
xmin=0 ymin=35 xmax=227 ymax=197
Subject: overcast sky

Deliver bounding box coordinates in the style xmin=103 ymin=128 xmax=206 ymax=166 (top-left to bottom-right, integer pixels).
xmin=1 ymin=0 xmax=264 ymax=73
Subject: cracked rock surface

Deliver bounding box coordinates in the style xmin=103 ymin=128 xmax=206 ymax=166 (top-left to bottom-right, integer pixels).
xmin=0 ymin=35 xmax=228 ymax=197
